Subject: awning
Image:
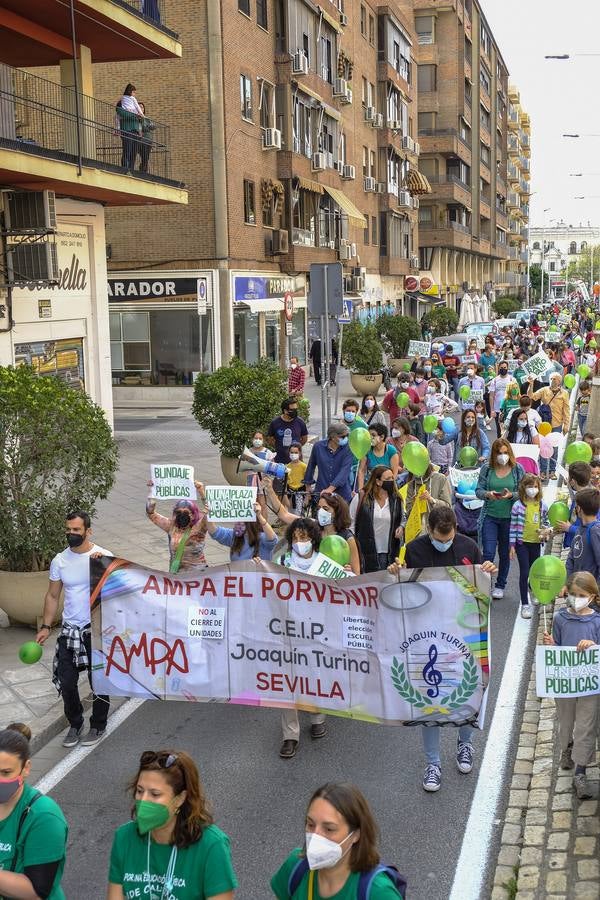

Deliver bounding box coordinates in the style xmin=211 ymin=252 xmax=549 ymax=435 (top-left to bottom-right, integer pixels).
xmin=405 ymin=169 xmax=432 ymax=195
xmin=405 ymin=291 xmax=443 ymax=304
xmin=320 ymin=6 xmax=342 ymax=32
xmin=295 ymin=176 xmax=324 ymax=194
xmin=322 ymin=185 xmax=367 ymax=227
xmin=295 ymin=83 xmax=341 ymax=121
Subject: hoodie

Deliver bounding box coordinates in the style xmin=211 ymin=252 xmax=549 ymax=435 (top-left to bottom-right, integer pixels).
xmin=552 ymin=606 xmax=600 ymax=646
xmin=566 ymin=521 xmax=600 ymax=581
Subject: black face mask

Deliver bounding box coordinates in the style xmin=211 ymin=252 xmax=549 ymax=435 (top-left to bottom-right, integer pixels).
xmin=174 ymin=511 xmax=191 ymax=529
xmin=66 ymin=533 xmax=85 ymax=549
xmin=381 ymin=481 xmax=395 ymax=494
xmin=287 ymin=409 xmax=298 ymax=419
xmin=499 ymin=368 xmax=508 ymax=376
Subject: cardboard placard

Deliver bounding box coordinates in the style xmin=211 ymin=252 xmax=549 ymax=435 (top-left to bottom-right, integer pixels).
xmin=205 ymin=485 xmax=257 ymax=522
xmin=521 ymin=350 xmax=552 ymax=379
xmin=408 ymin=340 xmax=431 ymax=358
xmin=150 ymin=463 xmax=196 ymax=501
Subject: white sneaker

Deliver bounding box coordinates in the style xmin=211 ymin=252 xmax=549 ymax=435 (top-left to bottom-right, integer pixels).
xmin=520 ymin=604 xmax=532 ymax=619
xmin=492 ymin=587 xmax=504 ymax=599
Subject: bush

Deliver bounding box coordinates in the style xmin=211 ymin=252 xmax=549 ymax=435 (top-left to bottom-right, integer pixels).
xmin=493 ymin=297 xmax=521 ymax=317
xmin=340 ymin=321 xmax=384 ymax=374
xmin=0 ymin=366 xmax=118 ymax=572
xmin=193 ymin=357 xmax=288 ymax=457
xmin=420 ymin=306 xmax=459 ymax=337
xmin=375 ymin=314 xmax=422 ymax=358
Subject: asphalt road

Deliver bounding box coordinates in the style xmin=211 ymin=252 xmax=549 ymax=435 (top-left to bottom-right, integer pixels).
xmin=48 ymin=561 xmax=535 ymax=900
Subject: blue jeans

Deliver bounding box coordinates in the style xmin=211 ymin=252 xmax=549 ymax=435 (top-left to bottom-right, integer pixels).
xmin=578 ymin=413 xmax=587 ymax=437
xmin=422 ymin=724 xmax=473 ymax=766
xmin=515 ymin=541 xmax=541 ymax=605
xmin=540 ymin=426 xmax=562 ymax=476
xmin=481 ymin=515 xmax=511 ymax=589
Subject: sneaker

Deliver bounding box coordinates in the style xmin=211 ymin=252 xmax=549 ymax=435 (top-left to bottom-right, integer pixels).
xmin=80 ymin=728 xmax=105 ymax=746
xmin=520 ymin=604 xmax=532 ymax=619
xmin=422 ymin=764 xmax=442 ymax=792
xmin=279 ymin=739 xmax=298 ymax=759
xmin=62 ymin=724 xmax=83 ymax=748
xmin=573 ymin=773 xmax=593 ymax=799
xmin=560 ymin=745 xmax=574 ymax=770
xmin=529 ymin=591 xmax=540 ymax=607
xmin=456 ymin=742 xmax=474 ymax=774
xmin=492 ymin=587 xmax=504 ymax=599
xmin=310 ymin=722 xmax=327 ymax=739
xmin=550 ymin=472 xmax=558 ymax=480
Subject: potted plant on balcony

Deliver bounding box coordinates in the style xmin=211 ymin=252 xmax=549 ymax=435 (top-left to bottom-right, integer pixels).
xmin=341 ymin=321 xmax=385 ymax=396
xmin=375 ymin=314 xmax=422 ymax=374
xmin=0 ymin=366 xmax=118 ymax=627
xmin=192 ymin=357 xmax=289 ymax=484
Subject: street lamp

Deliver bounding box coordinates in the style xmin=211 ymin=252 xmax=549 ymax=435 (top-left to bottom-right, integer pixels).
xmin=546 ymin=52 xmax=600 ymax=59
xmin=563 ymin=134 xmax=600 ymax=138
xmin=541 ymin=208 xmax=551 ymax=301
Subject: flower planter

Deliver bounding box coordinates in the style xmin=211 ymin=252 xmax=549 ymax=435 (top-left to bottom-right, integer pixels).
xmin=350 ymin=373 xmax=383 ymax=397
xmin=387 ymin=359 xmax=406 ymax=376
xmin=220 ymin=455 xmax=249 ymax=486
xmin=0 ymin=570 xmax=63 ymax=629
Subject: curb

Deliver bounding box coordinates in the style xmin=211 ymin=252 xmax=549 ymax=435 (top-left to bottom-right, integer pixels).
xmin=29 ymin=694 xmax=128 ymax=757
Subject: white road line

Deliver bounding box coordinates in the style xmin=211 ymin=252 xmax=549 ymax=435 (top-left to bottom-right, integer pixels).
xmin=34 ymin=699 xmax=145 ymax=794
xmin=448 ymin=609 xmax=532 ymax=900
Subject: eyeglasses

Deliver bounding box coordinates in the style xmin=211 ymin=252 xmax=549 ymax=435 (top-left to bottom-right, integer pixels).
xmin=139 ymin=751 xmax=178 ymax=769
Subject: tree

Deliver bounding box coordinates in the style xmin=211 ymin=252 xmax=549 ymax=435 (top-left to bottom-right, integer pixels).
xmin=420 ymin=306 xmax=459 ymax=337
xmin=374 ymin=314 xmax=421 ymax=358
xmin=567 ymin=244 xmax=600 ymax=287
xmin=493 ymin=297 xmax=521 ymax=317
xmin=529 ymin=264 xmax=541 ymax=300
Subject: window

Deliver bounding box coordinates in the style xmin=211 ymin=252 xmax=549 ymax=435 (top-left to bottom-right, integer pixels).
xmin=418 ymin=111 xmax=436 ymax=133
xmin=464 ymin=36 xmax=472 ymax=61
xmin=480 ymin=143 xmax=490 ymax=165
xmin=240 ymin=74 xmax=253 ymax=121
xmin=360 ymin=5 xmax=367 ymax=36
xmin=459 ymin=119 xmax=471 ymax=144
xmin=480 ymin=66 xmax=491 ymax=95
xmin=362 ymin=77 xmax=368 ymax=106
xmin=362 ymin=146 xmax=369 ymax=177
xmin=419 ymin=206 xmax=432 ymax=224
xmin=415 ymin=16 xmax=434 ymax=44
xmin=318 ymin=27 xmax=335 ymax=83
xmin=581 ymin=241 xmax=588 ymax=250
xmin=257 ymin=0 xmax=267 ymax=29
xmin=369 ymin=14 xmax=375 ymax=45
xmin=370 ymin=149 xmax=377 ymax=179
xmin=480 ymin=23 xmax=490 ymax=56
xmin=417 ymin=64 xmax=436 ymax=92
xmin=532 ymin=241 xmax=540 ymax=250
xmin=243 ymin=179 xmax=256 ymax=224
xmin=302 ymin=32 xmax=310 ymax=65
xmin=238 ymin=0 xmax=250 ymax=15
xmin=371 ymin=215 xmax=378 ymax=245
xmin=464 ymin=79 xmax=472 ymax=103
xmin=292 ymin=94 xmax=313 ymax=157
xmin=549 ymin=261 xmax=556 ymax=272
xmin=259 ymin=80 xmax=274 ymax=129
xmin=364 ymin=216 xmax=370 ymax=245
xmin=496 ymin=227 xmax=506 ymax=244
xmin=480 ymin=105 xmax=490 ymax=131
xmin=569 ymin=241 xmax=577 ymax=254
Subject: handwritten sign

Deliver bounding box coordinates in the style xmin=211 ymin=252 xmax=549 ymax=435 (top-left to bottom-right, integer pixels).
xmin=536 ymin=645 xmax=600 ymax=698
xmin=507 ymin=359 xmax=519 ymax=373
xmin=205 ymin=485 xmax=257 ymax=522
xmin=469 ymin=389 xmax=484 ymax=403
xmin=461 ymin=355 xmax=478 ymax=365
xmin=521 ymin=350 xmax=552 ymax=379
xmin=544 ymin=331 xmax=560 ymax=344
xmin=150 ymin=463 xmax=196 ymax=501
xmin=408 ymin=340 xmax=431 ymax=358
xmin=558 ymin=311 xmax=571 ymax=326
xmin=90 ymin=558 xmax=491 ymax=727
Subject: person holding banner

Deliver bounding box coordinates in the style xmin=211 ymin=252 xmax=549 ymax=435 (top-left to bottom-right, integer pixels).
xmin=107 ymin=749 xmax=238 ymax=899
xmin=146 ymin=493 xmax=208 ymax=573
xmin=203 ymin=502 xmax=277 ymax=562
xmin=542 ymin=573 xmax=600 ymax=800
xmin=455 ymin=409 xmax=490 ymax=465
xmin=509 ymin=474 xmax=551 ymax=618
xmin=350 ymin=465 xmax=403 ymax=572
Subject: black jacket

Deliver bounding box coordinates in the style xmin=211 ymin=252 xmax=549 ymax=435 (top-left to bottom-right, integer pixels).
xmin=354 ymin=491 xmax=403 ymax=572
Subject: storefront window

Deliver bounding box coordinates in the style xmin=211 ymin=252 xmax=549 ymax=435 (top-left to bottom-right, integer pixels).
xmin=291 ymin=309 xmax=306 ymax=363
xmin=234 ymin=309 xmax=260 ymax=363
xmin=265 ymin=312 xmax=280 ymax=362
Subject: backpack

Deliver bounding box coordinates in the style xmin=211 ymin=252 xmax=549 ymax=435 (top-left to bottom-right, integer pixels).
xmin=287 ymin=857 xmax=407 ymax=899
xmin=537 ymin=403 xmax=552 ymax=424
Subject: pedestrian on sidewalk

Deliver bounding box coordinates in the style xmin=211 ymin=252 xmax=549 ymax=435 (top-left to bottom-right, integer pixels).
xmin=0 ymin=723 xmax=68 ymax=899
xmin=543 ymin=572 xmax=600 ymax=800
xmin=146 ymin=488 xmax=208 ymax=572
xmin=509 ymin=474 xmax=552 ymax=619
xmin=288 ymin=356 xmax=306 ymax=396
xmin=36 ymin=509 xmax=112 ymax=749
xmin=107 ymin=750 xmax=237 ymax=899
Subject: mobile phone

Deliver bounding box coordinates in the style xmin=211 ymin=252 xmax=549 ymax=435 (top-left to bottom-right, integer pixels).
xmin=492 ymin=491 xmax=504 ymax=498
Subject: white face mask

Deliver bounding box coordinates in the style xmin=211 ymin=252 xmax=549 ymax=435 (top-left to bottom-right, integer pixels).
xmin=496 ymin=453 xmax=509 ymax=466
xmin=305 ymin=830 xmax=355 ymax=871
xmin=317 ymin=508 xmax=333 ymax=527
xmin=567 ymin=594 xmax=591 ymax=613
xmin=365 ymin=399 xmax=375 ymax=409
xmin=289 ymin=453 xmax=300 ymax=462
xmin=525 ymin=486 xmax=538 ymax=498
xmin=293 ymin=540 xmax=313 ymax=557
xmin=290 ymin=363 xmax=297 ymax=369
xmin=465 ymin=418 xmax=475 ymax=427
xmin=252 ymin=438 xmax=263 ymax=448
xmin=427 ymin=386 xmax=436 ymax=394
xmin=517 ymin=419 xmax=527 ymax=429
xmin=467 ymin=370 xmax=475 ymax=378
xmin=391 ymin=428 xmax=401 ymax=438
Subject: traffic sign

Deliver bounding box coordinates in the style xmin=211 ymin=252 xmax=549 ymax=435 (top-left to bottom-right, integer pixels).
xmin=197 ymin=277 xmax=207 ymax=315
xmin=308 ymin=262 xmax=344 ymax=317
xmin=338 ymin=298 xmax=353 ymax=323
xmin=284 ymin=291 xmax=294 ymax=321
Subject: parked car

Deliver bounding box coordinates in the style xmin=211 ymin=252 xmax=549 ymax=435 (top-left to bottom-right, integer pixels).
xmin=465 ymin=319 xmax=513 ymax=335
xmin=507 ymin=309 xmax=534 ymax=323
xmin=431 ymin=333 xmax=470 ymax=357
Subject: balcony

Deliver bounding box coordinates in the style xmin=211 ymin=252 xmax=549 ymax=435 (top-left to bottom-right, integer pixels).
xmin=508 ymin=134 xmax=520 ymax=156
xmin=418 ymin=128 xmax=472 ymax=166
xmin=426 ymin=173 xmax=472 ymax=207
xmin=0 ymin=63 xmax=186 ymax=206
xmin=508 ymin=164 xmax=519 ymax=183
xmin=419 ymin=219 xmax=472 ymax=251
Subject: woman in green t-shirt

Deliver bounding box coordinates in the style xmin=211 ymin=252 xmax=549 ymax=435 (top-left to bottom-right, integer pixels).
xmin=108 ymin=750 xmax=237 ymax=900
xmin=0 ymin=723 xmax=68 ymax=900
xmin=271 ymin=782 xmax=405 ymax=899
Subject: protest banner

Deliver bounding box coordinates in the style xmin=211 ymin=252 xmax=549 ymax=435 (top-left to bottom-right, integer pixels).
xmin=536 ymin=645 xmax=600 ymax=698
xmin=408 ymin=340 xmax=431 ymax=359
xmin=149 ymin=464 xmax=196 ymax=501
xmin=507 ymin=359 xmax=519 ymax=373
xmin=449 ymin=467 xmax=480 ymax=491
xmin=510 ymin=443 xmax=540 ymax=465
xmin=469 ymin=388 xmax=484 ymax=403
xmin=90 ymin=558 xmax=492 ymax=727
xmin=521 ymin=350 xmax=552 ymax=379
xmin=558 ymin=311 xmax=571 ymax=326
xmin=475 ymin=335 xmax=487 ymax=350
xmin=537 ymin=320 xmax=547 ymax=329
xmin=460 ymin=354 xmax=478 ymax=365
xmin=205 ymin=485 xmax=257 ymax=522
xmin=544 ymin=331 xmax=560 ymax=344
xmin=308 ymin=553 xmax=352 ymax=579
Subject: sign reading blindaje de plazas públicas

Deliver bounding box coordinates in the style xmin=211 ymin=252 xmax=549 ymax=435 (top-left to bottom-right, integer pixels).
xmin=90 ymin=558 xmax=491 ymax=728
xmin=536 ymin=645 xmax=600 ymax=698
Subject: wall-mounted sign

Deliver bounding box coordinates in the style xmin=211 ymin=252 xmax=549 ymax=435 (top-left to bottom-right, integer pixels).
xmin=38 ymin=298 xmax=52 ymax=319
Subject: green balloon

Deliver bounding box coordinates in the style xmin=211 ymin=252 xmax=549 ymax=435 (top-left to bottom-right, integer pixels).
xmin=18 ymin=641 xmax=43 ymax=665
xmin=397 ymin=392 xmax=410 ymax=409
xmin=577 ymin=364 xmax=591 ymax=379
xmin=458 ymin=446 xmax=478 ymax=467
xmin=348 ymin=427 xmax=372 ymax=460
xmin=529 ymin=555 xmax=567 ymax=605
xmin=549 ymin=324 xmax=558 ymax=332
xmin=320 ymin=534 xmax=350 ymax=567
xmin=564 ymin=373 xmax=576 ymax=390
xmin=459 ymin=384 xmax=471 ymax=400
xmin=595 ymin=321 xmax=600 ymax=331
xmin=402 ymin=362 xmax=411 ymax=372
xmin=548 ymin=501 xmax=570 ymax=527
xmin=423 ymin=415 xmax=438 ymax=434
xmin=402 ymin=441 xmax=430 ymax=477
xmin=564 ymin=441 xmax=593 ymax=465
xmin=574 ymin=336 xmax=584 ymax=348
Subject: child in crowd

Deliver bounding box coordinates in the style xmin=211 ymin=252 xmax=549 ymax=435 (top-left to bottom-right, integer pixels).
xmin=509 ymin=474 xmax=551 ymax=619
xmin=474 ymin=399 xmax=491 ymax=431
xmin=591 ymin=457 xmax=600 ymax=489
xmin=204 ymin=502 xmax=277 ymax=561
xmin=543 ymin=572 xmax=600 ymax=799
xmin=427 ymin=423 xmax=454 ymax=475
xmin=453 ymin=487 xmax=482 ymax=540
xmin=576 ymin=380 xmax=591 ymax=436
xmin=247 ymin=430 xmax=275 ymax=517
xmin=582 ymin=431 xmax=597 ymax=449
xmin=555 ymin=462 xmax=593 ymax=549
xmin=407 ymin=402 xmax=426 ymax=445
xmin=566 ymin=488 xmax=600 ymax=582
xmin=284 ymin=442 xmax=308 ymax=514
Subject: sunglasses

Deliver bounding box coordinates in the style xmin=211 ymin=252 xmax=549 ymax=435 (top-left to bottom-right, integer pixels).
xmin=140 ymin=751 xmax=178 ymax=769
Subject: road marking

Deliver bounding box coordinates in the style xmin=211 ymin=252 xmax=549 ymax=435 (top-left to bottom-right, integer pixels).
xmin=34 ymin=699 xmax=144 ymax=794
xmin=448 ymin=607 xmax=533 ymax=900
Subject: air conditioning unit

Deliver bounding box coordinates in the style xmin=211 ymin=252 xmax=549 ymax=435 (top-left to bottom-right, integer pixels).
xmin=292 ymin=51 xmax=309 ymax=74
xmin=343 ymin=87 xmax=353 ymax=105
xmin=341 ymin=164 xmax=356 ymax=180
xmin=10 ymin=241 xmax=59 ymax=283
xmin=352 ymin=275 xmax=365 ymax=291
xmin=262 ymin=128 xmax=282 ymax=150
xmin=333 ymin=78 xmax=347 ymax=97
xmin=340 ymin=12 xmax=348 ymax=25
xmin=339 ymin=244 xmax=352 ymax=260
xmin=402 ymin=136 xmax=415 ymax=152
xmin=363 ymin=176 xmax=376 ymax=192
xmin=271 ymin=229 xmax=289 ymax=255
xmin=364 ymin=106 xmax=375 ymax=122
xmin=412 ymin=197 xmax=420 ymax=209
xmin=372 ymin=113 xmax=384 ymax=129
xmin=350 ymin=242 xmax=357 ymax=257
xmin=413 ymin=141 xmax=420 ymax=155
xmin=343 ymin=275 xmax=353 ymax=292
xmin=410 ymin=254 xmax=420 ymax=268
xmin=389 ymin=120 xmax=401 ymax=130
xmin=353 ymin=266 xmax=367 ymax=278
xmin=312 ymin=152 xmax=326 ymax=171
xmin=398 ymin=190 xmax=411 ymax=207
xmin=5 ymin=190 xmax=57 ymax=234
xmin=376 ymin=182 xmax=386 ymax=194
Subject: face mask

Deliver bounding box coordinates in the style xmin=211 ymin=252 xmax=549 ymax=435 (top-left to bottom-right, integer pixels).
xmin=427 ymin=386 xmax=435 ymax=394
xmin=66 ymin=533 xmax=85 ymax=549
xmin=467 ymin=370 xmax=475 ymax=378
xmin=431 ymin=536 xmax=453 ymax=553
xmin=288 ymin=409 xmax=298 ymax=419
xmin=0 ymin=774 xmax=23 ymax=804
xmin=496 ymin=453 xmax=509 ymax=466
xmin=233 ymin=524 xmax=245 ymax=537
xmin=525 ymin=486 xmax=538 ymax=498
xmin=567 ymin=594 xmax=591 ymax=613
xmin=499 ymin=369 xmax=508 ymax=376
xmin=381 ymin=481 xmax=395 ymax=494
xmin=290 ymin=363 xmax=297 ymax=369
xmin=424 ymin=365 xmax=432 ymax=372
xmin=415 ymin=377 xmax=423 ymax=384
xmin=517 ymin=419 xmax=527 ymax=429
xmin=365 ymin=399 xmax=375 ymax=409
xmin=338 ymin=436 xmax=349 ymax=446
xmin=174 ymin=511 xmax=191 ymax=529
xmin=465 ymin=418 xmax=475 ymax=427
xmin=252 ymin=438 xmax=263 ymax=447
xmin=391 ymin=428 xmax=401 ymax=438
xmin=370 ymin=438 xmax=377 ymax=446
xmin=135 ymin=799 xmax=171 ymax=835
xmin=293 ymin=540 xmax=313 ymax=557
xmin=317 ymin=508 xmax=333 ymax=527
xmin=289 ymin=453 xmax=300 ymax=462
xmin=343 ymin=411 xmax=356 ymax=423
xmin=305 ymin=830 xmax=355 ymax=871
xmin=399 ymin=382 xmax=409 ymax=391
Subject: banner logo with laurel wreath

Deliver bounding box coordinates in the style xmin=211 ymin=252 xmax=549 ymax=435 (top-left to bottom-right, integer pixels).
xmin=391 ymin=653 xmax=479 ymax=716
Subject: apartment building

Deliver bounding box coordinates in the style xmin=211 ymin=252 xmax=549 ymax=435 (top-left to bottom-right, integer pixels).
xmin=498 ymin=84 xmax=530 ymax=300
xmin=93 ymin=0 xmax=425 ymax=382
xmin=0 ymin=0 xmax=186 ymax=420
xmin=414 ymin=0 xmax=511 ymax=310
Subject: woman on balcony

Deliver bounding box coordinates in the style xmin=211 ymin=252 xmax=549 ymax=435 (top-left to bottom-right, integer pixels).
xmin=116 ymin=83 xmax=143 ymax=171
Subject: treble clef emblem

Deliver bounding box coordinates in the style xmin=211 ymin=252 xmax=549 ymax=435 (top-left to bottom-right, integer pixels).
xmin=422 ymin=644 xmax=443 ymax=699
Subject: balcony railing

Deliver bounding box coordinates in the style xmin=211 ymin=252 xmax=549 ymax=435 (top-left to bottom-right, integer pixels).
xmin=427 ymin=174 xmax=471 ymax=190
xmin=417 ymin=127 xmax=472 ymax=151
xmin=0 ymin=63 xmax=180 ymax=186
xmin=109 ymin=0 xmax=179 ymax=39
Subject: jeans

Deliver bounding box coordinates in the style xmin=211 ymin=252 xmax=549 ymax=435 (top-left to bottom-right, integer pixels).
xmin=422 ymin=724 xmax=474 ymax=766
xmin=377 ymin=552 xmax=389 ymax=570
xmin=451 ymin=377 xmax=460 ymax=400
xmin=481 ymin=515 xmax=511 ymax=589
xmin=515 ymin=541 xmax=541 ymax=605
xmin=56 ymin=633 xmax=110 ymax=731
xmin=578 ymin=413 xmax=588 ymax=437
xmin=540 ymin=426 xmax=562 ymax=476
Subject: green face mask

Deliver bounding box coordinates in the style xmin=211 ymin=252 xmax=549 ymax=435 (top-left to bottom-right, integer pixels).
xmin=135 ymin=799 xmax=171 ymax=835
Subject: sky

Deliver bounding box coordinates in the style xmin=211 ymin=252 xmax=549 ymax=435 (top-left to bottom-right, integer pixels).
xmin=482 ymin=0 xmax=600 ymax=231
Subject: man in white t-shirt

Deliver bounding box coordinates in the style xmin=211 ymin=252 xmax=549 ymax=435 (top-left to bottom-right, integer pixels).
xmin=36 ymin=510 xmax=112 ymax=749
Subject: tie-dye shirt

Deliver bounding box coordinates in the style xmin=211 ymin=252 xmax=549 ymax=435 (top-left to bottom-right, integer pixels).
xmin=147 ymin=508 xmax=208 ymax=570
